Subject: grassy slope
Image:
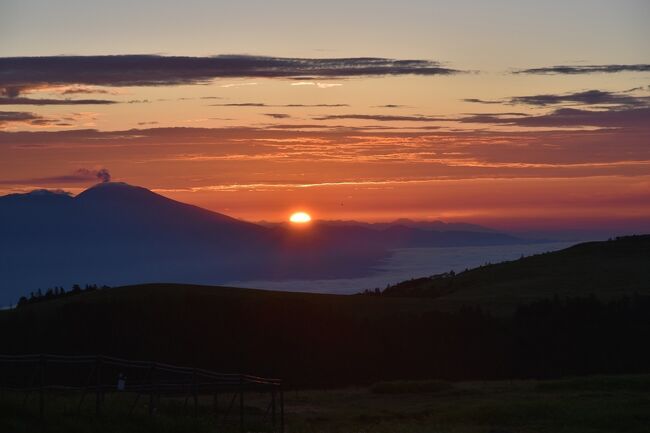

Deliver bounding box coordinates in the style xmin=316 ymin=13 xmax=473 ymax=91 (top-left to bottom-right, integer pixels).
xmin=384 ymin=235 xmax=650 ymax=314
xmin=286 ymin=375 xmax=650 ymax=433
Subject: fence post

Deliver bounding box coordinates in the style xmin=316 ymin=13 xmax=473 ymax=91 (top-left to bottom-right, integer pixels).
xmin=96 ymin=355 xmax=103 ymax=416
xmin=192 ymin=368 xmax=198 ymax=417
xmin=213 ymin=388 xmax=219 ymax=423
xmin=280 ymin=384 xmax=284 ymax=433
xmin=39 ymin=354 xmax=45 ymax=419
xmin=239 ymin=375 xmax=244 ymax=433
xmin=149 ymin=362 xmax=156 ymax=416
xmin=271 ymin=386 xmax=277 ymax=431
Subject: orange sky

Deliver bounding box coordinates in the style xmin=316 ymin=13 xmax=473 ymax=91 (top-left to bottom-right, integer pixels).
xmin=1 ymin=1 xmax=649 ymax=230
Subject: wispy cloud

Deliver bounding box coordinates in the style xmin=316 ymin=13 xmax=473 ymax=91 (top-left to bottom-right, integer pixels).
xmin=313 ymin=114 xmax=444 ymax=122
xmin=0 ymin=97 xmax=118 ymax=105
xmin=212 ymin=102 xmax=267 ymax=107
xmin=211 ymin=102 xmax=349 ymax=107
xmin=220 ymin=82 xmax=258 ymax=88
xmin=465 ymin=89 xmax=650 ymax=108
xmin=462 ymin=98 xmax=502 ymax=105
xmin=2 ymin=126 xmax=649 ymax=184
xmin=516 ymin=64 xmax=650 ymax=75
xmin=0 ymin=110 xmax=99 ymax=128
xmin=459 ymin=107 xmax=650 ymax=128
xmin=0 ymin=110 xmax=55 ymax=127
xmin=290 ymin=81 xmax=343 ymax=88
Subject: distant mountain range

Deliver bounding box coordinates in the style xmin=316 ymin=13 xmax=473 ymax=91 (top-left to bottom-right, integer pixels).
xmin=0 ymin=182 xmax=525 ymax=305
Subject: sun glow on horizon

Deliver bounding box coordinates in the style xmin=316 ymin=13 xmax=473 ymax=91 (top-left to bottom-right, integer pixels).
xmin=289 ymin=211 xmax=312 ymax=224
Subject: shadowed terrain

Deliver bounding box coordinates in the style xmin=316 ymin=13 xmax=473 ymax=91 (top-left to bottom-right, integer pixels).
xmin=2 ymin=236 xmax=650 ymax=388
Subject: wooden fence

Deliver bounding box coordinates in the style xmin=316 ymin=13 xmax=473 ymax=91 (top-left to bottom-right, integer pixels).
xmin=0 ymin=353 xmax=283 ymax=432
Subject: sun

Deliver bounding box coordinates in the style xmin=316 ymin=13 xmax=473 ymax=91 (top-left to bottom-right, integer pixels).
xmin=289 ymin=211 xmax=312 ymax=224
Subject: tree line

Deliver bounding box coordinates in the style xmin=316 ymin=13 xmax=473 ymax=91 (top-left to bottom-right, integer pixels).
xmin=16 ymin=284 xmax=110 ymax=307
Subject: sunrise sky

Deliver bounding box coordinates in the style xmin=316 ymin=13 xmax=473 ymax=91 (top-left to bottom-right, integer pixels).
xmin=1 ymin=0 xmax=649 ymax=230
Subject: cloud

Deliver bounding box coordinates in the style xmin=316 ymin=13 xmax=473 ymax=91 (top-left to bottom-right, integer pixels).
xmin=0 ymin=110 xmax=100 ymax=128
xmin=313 ymin=114 xmax=444 ymax=122
xmin=283 ymin=103 xmax=349 ymax=107
xmin=0 ymin=168 xmax=111 ymax=185
xmin=212 ymin=103 xmax=267 ymax=107
xmin=459 ymin=107 xmax=650 ymax=128
xmin=0 ymin=97 xmax=118 ymax=105
xmin=290 ymin=81 xmax=343 ymax=88
xmin=510 ymin=90 xmax=650 ymax=107
xmin=466 ymin=89 xmax=650 ymax=108
xmin=264 ymin=113 xmax=292 ymax=119
xmin=0 ymin=111 xmax=42 ymax=123
xmin=0 ymin=110 xmax=54 ymax=126
xmin=211 ymin=102 xmax=349 ymax=107
xmin=262 ymin=124 xmax=343 ymax=129
xmin=0 ymin=55 xmax=461 ymax=95
xmin=516 ymin=64 xmax=650 ymax=75
xmin=462 ymin=98 xmax=502 ymax=105
xmin=220 ymin=82 xmax=258 ymax=88
xmin=373 ymin=104 xmax=406 ymax=108
xmin=60 ymin=86 xmax=113 ymax=95
xmin=2 ymin=126 xmax=649 ymax=184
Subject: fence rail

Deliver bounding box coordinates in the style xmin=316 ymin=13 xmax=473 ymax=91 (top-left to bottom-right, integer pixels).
xmin=0 ymin=353 xmax=284 ymax=432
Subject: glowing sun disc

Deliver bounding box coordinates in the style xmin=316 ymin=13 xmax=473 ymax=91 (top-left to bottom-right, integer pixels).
xmin=289 ymin=211 xmax=312 ymax=223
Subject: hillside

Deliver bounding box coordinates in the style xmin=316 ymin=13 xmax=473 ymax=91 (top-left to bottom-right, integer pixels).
xmin=2 ymin=281 xmax=650 ymax=388
xmin=383 ymin=235 xmax=650 ymax=313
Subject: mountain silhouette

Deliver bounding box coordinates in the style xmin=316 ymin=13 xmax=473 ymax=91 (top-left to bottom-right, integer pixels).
xmin=0 ymin=182 xmax=524 ymax=305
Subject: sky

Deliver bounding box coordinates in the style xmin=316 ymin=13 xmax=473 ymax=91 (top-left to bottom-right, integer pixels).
xmin=1 ymin=0 xmax=649 ymax=230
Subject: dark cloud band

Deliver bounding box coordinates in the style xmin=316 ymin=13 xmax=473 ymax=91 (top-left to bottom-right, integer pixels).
xmin=0 ymin=55 xmax=460 ymax=95
xmin=516 ymin=64 xmax=650 ymax=75
xmin=459 ymin=107 xmax=650 ymax=128
xmin=0 ymin=97 xmax=118 ymax=106
xmin=466 ymin=89 xmax=650 ymax=108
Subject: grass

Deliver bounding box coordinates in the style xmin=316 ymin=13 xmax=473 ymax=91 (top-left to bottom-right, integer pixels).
xmin=285 ymin=375 xmax=650 ymax=433
xmin=370 ymin=380 xmax=453 ymax=394
xmin=2 ymin=374 xmax=649 ymax=433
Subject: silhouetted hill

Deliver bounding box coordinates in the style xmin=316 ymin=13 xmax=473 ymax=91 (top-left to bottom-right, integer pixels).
xmin=383 ymin=235 xmax=650 ymax=313
xmin=1 ymin=282 xmax=649 ymax=387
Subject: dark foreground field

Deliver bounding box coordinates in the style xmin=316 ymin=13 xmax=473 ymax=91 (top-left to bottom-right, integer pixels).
xmin=2 ymin=375 xmax=649 ymax=433
xmin=2 ymin=236 xmax=649 ymax=431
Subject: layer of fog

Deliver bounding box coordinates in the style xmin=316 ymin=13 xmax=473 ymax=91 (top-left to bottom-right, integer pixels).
xmin=227 ymin=242 xmax=576 ymax=294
